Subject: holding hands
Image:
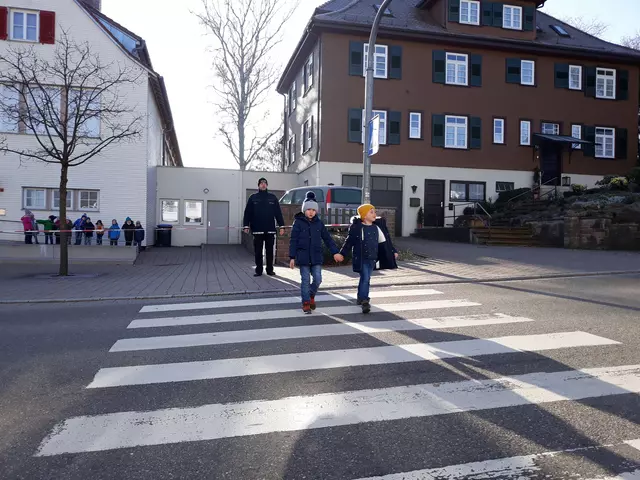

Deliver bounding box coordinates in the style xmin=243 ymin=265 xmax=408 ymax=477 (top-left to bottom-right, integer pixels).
xmin=333 ymin=253 xmax=344 ymax=263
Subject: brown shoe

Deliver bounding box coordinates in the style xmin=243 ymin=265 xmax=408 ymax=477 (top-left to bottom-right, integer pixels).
xmin=310 ymin=295 xmax=316 ymax=310
xmin=302 ymin=301 xmax=312 ymax=314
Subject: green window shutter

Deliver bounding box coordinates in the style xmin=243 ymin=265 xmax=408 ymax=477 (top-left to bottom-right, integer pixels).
xmin=583 ymin=126 xmax=596 ymax=157
xmin=482 ymin=2 xmax=493 ymax=25
xmin=448 ymin=0 xmax=460 ymax=22
xmin=584 ymin=67 xmax=597 ymax=97
xmin=348 ymin=108 xmax=363 ymax=143
xmin=389 ymin=45 xmax=402 ymax=79
xmin=617 ymin=69 xmax=629 ymax=100
xmin=523 ymin=6 xmax=535 ymax=31
xmin=470 ymin=54 xmax=482 ymax=87
xmin=506 ymin=58 xmax=521 ymax=84
xmin=433 ymin=50 xmax=446 ymax=84
xmin=470 ymin=117 xmax=482 ymax=149
xmin=432 ymin=114 xmax=445 ymax=147
xmin=616 ymin=128 xmax=628 ymax=159
xmin=554 ymin=64 xmax=569 ymax=89
xmin=349 ymin=41 xmax=363 ymax=76
xmin=388 ymin=111 xmax=401 ymax=145
xmin=492 ymin=3 xmax=503 ymax=27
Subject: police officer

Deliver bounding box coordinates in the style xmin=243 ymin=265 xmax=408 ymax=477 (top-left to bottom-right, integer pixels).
xmin=243 ymin=177 xmax=285 ymax=276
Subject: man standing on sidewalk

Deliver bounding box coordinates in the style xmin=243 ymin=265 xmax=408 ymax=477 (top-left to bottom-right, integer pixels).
xmin=243 ymin=177 xmax=285 ymax=277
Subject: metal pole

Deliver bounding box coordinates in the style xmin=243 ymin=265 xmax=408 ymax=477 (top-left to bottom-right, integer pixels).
xmin=362 ymin=0 xmax=393 ymax=204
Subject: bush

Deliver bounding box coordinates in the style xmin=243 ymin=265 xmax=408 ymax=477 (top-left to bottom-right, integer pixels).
xmin=571 ymin=184 xmax=587 ymax=194
xmin=627 ymin=167 xmax=640 ymax=184
xmin=463 ymin=206 xmax=475 ymax=215
xmin=610 ymin=177 xmax=629 ymax=191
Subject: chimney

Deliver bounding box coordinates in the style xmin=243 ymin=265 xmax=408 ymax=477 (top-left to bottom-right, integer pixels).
xmin=82 ymin=0 xmax=102 ymax=11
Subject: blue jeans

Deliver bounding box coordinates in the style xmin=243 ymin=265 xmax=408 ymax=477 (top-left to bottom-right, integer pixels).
xmin=357 ymin=259 xmax=376 ymax=301
xmin=300 ymin=264 xmax=322 ymax=302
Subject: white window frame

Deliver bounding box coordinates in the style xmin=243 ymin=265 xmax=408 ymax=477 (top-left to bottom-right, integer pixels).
xmin=361 ymin=109 xmax=387 ymax=145
xmin=445 ymin=115 xmax=468 ymax=149
xmin=10 ymin=9 xmax=39 ymax=42
xmin=0 ymin=84 xmax=20 ymax=133
xmin=569 ymin=65 xmax=582 ymax=90
xmin=184 ymin=200 xmax=203 ymax=225
xmin=520 ymin=120 xmax=531 ymax=145
xmin=304 ymin=54 xmax=313 ymax=91
xmin=541 ymin=122 xmax=560 ymax=135
xmin=78 ymin=190 xmax=99 ymax=211
xmin=363 ymin=43 xmax=388 ymax=79
xmin=496 ymin=182 xmax=515 ymax=193
xmin=596 ymin=68 xmax=616 ymax=100
xmin=521 ymin=60 xmax=535 ymax=86
xmin=23 ymin=188 xmax=46 ymax=209
xmin=446 ymin=53 xmax=468 ymax=86
xmin=460 ymin=0 xmax=480 ymax=25
xmin=493 ymin=118 xmax=505 ymax=144
xmin=25 ymin=86 xmax=62 ymax=136
xmin=52 ymin=190 xmax=73 ymax=210
xmin=409 ymin=112 xmax=422 ymax=139
xmin=288 ymin=135 xmax=296 ymax=165
xmin=571 ymin=124 xmax=582 ymax=149
xmin=161 ymin=199 xmax=179 ymax=223
xmin=302 ymin=117 xmax=313 ymax=153
xmin=595 ymin=127 xmax=615 ymax=159
xmin=288 ymin=81 xmax=297 ymax=114
xmin=503 ymin=5 xmax=523 ymax=30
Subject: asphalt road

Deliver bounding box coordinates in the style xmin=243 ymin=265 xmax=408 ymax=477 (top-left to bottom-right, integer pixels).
xmin=1 ymin=273 xmax=640 ymax=480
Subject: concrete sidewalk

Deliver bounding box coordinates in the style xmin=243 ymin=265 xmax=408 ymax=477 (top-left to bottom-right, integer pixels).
xmin=0 ymin=241 xmax=639 ymax=304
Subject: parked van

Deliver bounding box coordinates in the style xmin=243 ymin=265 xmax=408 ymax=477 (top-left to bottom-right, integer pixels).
xmin=279 ymin=185 xmax=362 ymax=218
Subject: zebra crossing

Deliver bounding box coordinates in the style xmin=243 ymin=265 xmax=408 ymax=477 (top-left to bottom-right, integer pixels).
xmin=35 ymin=287 xmax=640 ymax=478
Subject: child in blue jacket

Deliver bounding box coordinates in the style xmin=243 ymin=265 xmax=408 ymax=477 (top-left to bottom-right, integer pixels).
xmin=289 ymin=192 xmax=342 ymax=313
xmin=108 ymin=219 xmax=121 ymax=246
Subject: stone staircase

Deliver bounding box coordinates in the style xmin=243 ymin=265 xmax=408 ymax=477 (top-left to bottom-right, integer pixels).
xmin=471 ymin=226 xmax=540 ymax=247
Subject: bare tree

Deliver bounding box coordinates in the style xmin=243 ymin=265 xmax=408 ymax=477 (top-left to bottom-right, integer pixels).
xmin=559 ymin=16 xmax=608 ymax=37
xmin=0 ymin=31 xmax=143 ymax=276
xmin=621 ymin=31 xmax=640 ymax=50
xmin=250 ymin=136 xmax=284 ymax=172
xmin=196 ymin=0 xmax=297 ymax=171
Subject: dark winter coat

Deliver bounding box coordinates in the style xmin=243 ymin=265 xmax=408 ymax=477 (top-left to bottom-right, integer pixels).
xmin=84 ymin=221 xmax=95 ymax=237
xmin=242 ymin=190 xmax=285 ymax=235
xmin=289 ymin=213 xmax=339 ymax=266
xmin=339 ymin=217 xmax=398 ymax=273
xmin=122 ymin=219 xmax=135 ymax=242
xmin=134 ymin=226 xmax=145 ymax=243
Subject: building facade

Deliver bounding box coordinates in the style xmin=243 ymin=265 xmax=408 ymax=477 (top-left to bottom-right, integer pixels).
xmin=277 ymin=0 xmax=640 ymax=237
xmin=0 ymin=0 xmax=182 ymax=244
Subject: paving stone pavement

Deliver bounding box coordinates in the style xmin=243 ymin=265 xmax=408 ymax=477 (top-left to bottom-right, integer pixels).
xmin=1 ymin=240 xmax=639 ymax=303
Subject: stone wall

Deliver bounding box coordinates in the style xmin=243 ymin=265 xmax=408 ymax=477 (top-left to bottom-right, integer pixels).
xmin=529 ymin=220 xmax=564 ymax=247
xmin=564 ymin=215 xmax=640 ymax=250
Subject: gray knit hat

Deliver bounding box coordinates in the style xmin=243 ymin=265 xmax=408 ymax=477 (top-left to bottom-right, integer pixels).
xmin=302 ymin=191 xmax=319 ymax=213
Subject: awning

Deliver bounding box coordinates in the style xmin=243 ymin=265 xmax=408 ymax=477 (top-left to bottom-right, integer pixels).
xmin=533 ymin=133 xmax=592 ymax=146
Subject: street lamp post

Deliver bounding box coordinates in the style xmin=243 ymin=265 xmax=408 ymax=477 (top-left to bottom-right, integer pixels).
xmin=362 ymin=0 xmax=393 ymax=204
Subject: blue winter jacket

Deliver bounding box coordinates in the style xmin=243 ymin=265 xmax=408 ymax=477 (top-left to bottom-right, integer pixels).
xmin=339 ymin=217 xmax=398 ymax=273
xmin=108 ymin=223 xmax=121 ymax=240
xmin=289 ymin=213 xmax=339 ymax=266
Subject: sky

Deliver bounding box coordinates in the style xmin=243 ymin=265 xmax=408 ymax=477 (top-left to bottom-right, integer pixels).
xmin=101 ymin=0 xmax=640 ymax=170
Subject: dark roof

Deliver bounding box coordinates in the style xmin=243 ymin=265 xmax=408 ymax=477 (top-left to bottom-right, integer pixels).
xmin=277 ymin=0 xmax=640 ymax=92
xmin=79 ymin=2 xmax=183 ymax=167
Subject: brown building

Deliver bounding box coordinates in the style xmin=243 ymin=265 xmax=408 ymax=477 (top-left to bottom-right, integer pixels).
xmin=276 ymin=0 xmax=640 ymax=236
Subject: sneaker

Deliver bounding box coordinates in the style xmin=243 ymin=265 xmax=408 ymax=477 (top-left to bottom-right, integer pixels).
xmin=302 ymin=301 xmax=312 ymax=314
xmin=310 ymin=295 xmax=316 ymax=310
xmin=361 ymin=300 xmax=371 ymax=314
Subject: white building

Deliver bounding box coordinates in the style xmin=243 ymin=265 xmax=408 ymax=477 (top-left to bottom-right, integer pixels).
xmin=0 ymin=0 xmax=182 ymax=244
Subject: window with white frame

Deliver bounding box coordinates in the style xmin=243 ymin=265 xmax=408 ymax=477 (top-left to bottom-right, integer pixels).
xmin=460 ymin=0 xmax=480 ymax=25
xmin=288 ymin=135 xmax=296 ymax=165
xmin=161 ymin=199 xmax=179 ymax=223
xmin=596 ymin=68 xmax=616 ymax=99
xmin=363 ymin=44 xmax=388 ymax=79
xmin=571 ymin=124 xmax=582 ymax=149
xmin=503 ymin=5 xmax=522 ymax=30
xmin=520 ymin=120 xmax=531 ymax=145
xmin=302 ymin=117 xmax=313 ymax=153
xmin=0 ymin=84 xmax=19 ymax=133
xmin=23 ymin=188 xmax=46 ymax=209
xmin=361 ymin=109 xmax=387 ymax=145
xmin=493 ymin=118 xmax=505 ymax=144
xmin=25 ymin=86 xmax=61 ymax=135
xmin=450 ymin=181 xmax=485 ymax=202
xmin=52 ymin=190 xmax=72 ymax=210
xmin=446 ymin=53 xmax=468 ymax=86
xmin=79 ymin=190 xmax=99 ymax=211
xmin=10 ymin=10 xmax=39 ymax=42
xmin=521 ymin=60 xmax=535 ymax=85
xmin=595 ymin=127 xmax=615 ymax=158
xmin=541 ymin=122 xmax=559 ymax=135
xmin=184 ymin=200 xmax=203 ymax=224
xmin=288 ymin=81 xmax=297 ymax=114
xmin=304 ymin=54 xmax=314 ymax=91
xmin=67 ymin=89 xmax=101 ymax=138
xmin=409 ymin=112 xmax=422 ymax=139
xmin=569 ymin=65 xmax=582 ymax=90
xmin=445 ymin=116 xmax=468 ymax=149
xmin=496 ymin=181 xmax=515 ymax=192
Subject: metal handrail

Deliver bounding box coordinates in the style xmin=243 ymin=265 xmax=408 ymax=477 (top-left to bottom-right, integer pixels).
xmin=506 ymin=177 xmax=559 ymax=207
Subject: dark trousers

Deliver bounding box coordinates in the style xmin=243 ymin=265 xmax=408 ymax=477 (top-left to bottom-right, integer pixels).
xmin=45 ymin=233 xmax=53 ymax=244
xmin=253 ymin=233 xmax=275 ymax=274
xmin=24 ymin=233 xmax=32 ymax=244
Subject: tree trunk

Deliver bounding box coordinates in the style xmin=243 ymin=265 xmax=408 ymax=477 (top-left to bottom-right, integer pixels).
xmin=59 ymin=164 xmax=69 ymax=276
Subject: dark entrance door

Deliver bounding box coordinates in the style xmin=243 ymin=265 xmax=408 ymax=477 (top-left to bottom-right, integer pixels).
xmin=540 ymin=144 xmax=562 ymax=185
xmin=424 ymin=179 xmax=445 ymax=227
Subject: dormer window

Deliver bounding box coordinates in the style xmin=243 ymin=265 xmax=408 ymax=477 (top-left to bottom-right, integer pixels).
xmin=503 ymin=5 xmax=523 ymax=30
xmin=550 ymin=25 xmax=570 ymax=37
xmin=460 ymin=1 xmax=480 ymax=26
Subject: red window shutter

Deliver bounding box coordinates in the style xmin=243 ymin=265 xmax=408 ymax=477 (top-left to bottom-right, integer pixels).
xmin=39 ymin=11 xmax=56 ymax=44
xmin=0 ymin=7 xmax=8 ymax=41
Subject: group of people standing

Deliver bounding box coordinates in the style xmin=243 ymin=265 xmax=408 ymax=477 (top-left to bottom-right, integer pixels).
xmin=20 ymin=211 xmax=145 ymax=247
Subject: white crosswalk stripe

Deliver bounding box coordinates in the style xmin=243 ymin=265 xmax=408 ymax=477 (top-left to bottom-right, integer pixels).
xmin=34 ymin=286 xmax=640 ymax=478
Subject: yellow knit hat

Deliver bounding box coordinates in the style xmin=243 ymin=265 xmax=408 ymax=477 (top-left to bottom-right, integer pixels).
xmin=357 ymin=203 xmax=374 ymax=219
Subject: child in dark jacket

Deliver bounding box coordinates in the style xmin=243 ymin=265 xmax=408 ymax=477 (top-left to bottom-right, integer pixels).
xmin=339 ymin=204 xmax=398 ymax=313
xmin=134 ymin=221 xmax=145 ymax=247
xmin=122 ymin=217 xmax=135 ymax=246
xmin=289 ymin=192 xmax=342 ymax=314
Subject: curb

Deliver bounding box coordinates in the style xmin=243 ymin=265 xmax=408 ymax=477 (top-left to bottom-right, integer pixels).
xmin=0 ymin=270 xmax=639 ymax=305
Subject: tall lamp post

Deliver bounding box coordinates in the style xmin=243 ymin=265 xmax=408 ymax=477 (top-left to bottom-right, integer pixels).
xmin=362 ymin=0 xmax=393 ymax=204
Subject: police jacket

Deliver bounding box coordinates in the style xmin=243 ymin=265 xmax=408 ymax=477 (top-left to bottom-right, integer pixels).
xmin=242 ymin=190 xmax=285 ymax=234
